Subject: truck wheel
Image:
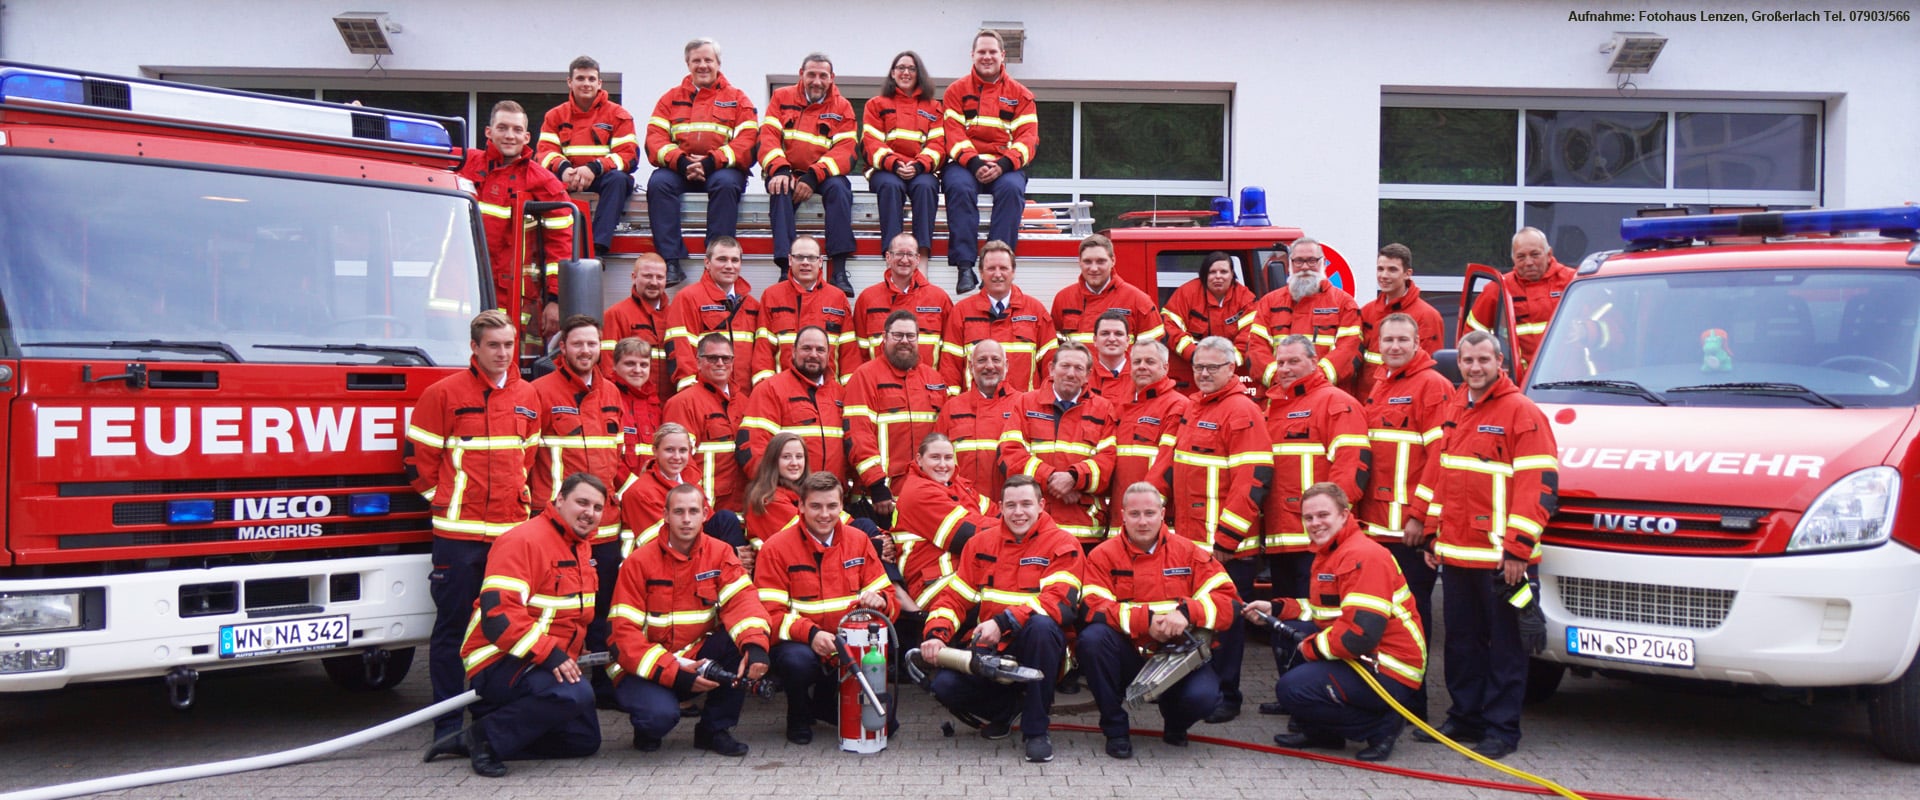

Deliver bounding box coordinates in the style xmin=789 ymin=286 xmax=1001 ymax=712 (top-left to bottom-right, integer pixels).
xmin=321 ymin=647 xmax=415 ymax=691
xmin=1869 ymin=651 xmax=1920 ymax=762
xmin=1523 ymin=658 xmax=1565 ymax=705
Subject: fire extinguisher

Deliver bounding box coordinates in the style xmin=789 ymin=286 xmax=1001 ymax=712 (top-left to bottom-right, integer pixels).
xmin=834 ymin=607 xmax=896 ymax=754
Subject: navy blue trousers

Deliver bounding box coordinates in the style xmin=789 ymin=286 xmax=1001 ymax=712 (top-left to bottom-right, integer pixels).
xmin=929 ymin=614 xmax=1062 ymax=738
xmin=941 ymin=164 xmax=1027 ymax=268
xmin=1077 ymin=622 xmax=1222 ymax=738
xmin=645 ymin=167 xmax=747 ymax=261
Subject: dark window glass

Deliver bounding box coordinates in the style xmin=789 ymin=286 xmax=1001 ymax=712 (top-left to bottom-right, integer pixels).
xmin=1029 ymin=101 xmax=1073 ymax=179
xmin=1523 ymin=201 xmax=1646 ymax=266
xmin=1377 ymin=199 xmax=1512 ymax=279
xmin=1082 ymin=194 xmax=1213 ymax=238
xmin=1675 ymin=112 xmax=1817 ymax=191
xmin=1380 ymin=107 xmax=1517 ymax=185
xmin=1082 ymin=103 xmax=1224 ymax=181
xmin=1525 ymin=110 xmax=1666 ymax=188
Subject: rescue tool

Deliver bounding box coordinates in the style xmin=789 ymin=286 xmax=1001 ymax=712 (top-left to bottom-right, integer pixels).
xmin=1123 ymin=629 xmax=1213 ymax=710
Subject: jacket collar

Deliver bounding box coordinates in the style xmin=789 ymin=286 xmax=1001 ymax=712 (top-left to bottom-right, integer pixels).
xmin=1383 ymin=349 xmax=1437 ymax=382
xmin=1268 ymin=368 xmax=1330 ymax=403
xmin=1309 ymin=515 xmax=1364 ymax=555
xmin=1133 ymin=377 xmax=1180 ymax=403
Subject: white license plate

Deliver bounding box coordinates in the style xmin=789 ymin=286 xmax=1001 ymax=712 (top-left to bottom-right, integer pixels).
xmin=219 ymin=614 xmax=350 ymax=659
xmin=1566 ymin=625 xmax=1694 ymax=668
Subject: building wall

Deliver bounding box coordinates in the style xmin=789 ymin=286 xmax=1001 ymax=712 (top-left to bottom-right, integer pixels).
xmin=4 ymin=0 xmax=1914 ymax=300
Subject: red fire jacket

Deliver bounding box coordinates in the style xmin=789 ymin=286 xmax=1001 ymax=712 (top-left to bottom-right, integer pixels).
xmin=662 ymin=379 xmax=747 ymax=512
xmin=892 ymin=466 xmax=996 ymax=608
xmin=459 ymin=142 xmax=572 ymax=315
xmin=606 ymin=531 xmax=771 ymax=692
xmin=1270 ymin=516 xmax=1427 ymax=690
xmin=536 ymin=90 xmax=639 ymax=175
xmin=1162 ymin=278 xmax=1257 ymax=390
xmin=755 ymin=522 xmax=897 ymax=644
xmin=923 ymin=513 xmax=1083 ymax=645
xmin=459 ymin=508 xmax=596 ymax=677
xmin=1468 ymin=260 xmax=1576 ymax=381
xmin=600 ymin=292 xmax=672 ymax=397
xmin=861 ymin=87 xmax=946 ymax=175
xmin=616 ymin=460 xmax=702 ymax=555
xmin=736 ymin=366 xmax=847 ymax=481
xmin=942 ymin=70 xmax=1039 ymax=170
xmin=757 ymin=82 xmax=857 ymax=184
xmin=1358 ymin=283 xmax=1445 ymax=398
xmin=1410 ymin=376 xmax=1559 ymax=568
xmin=405 ymin=361 xmax=541 ymax=541
xmin=998 ymin=386 xmax=1120 ymax=544
xmin=940 ymin=287 xmax=1058 ymax=393
xmin=663 ymin=271 xmax=760 ymax=398
xmin=843 ymin=357 xmax=948 ymax=502
xmin=1358 ymin=349 xmax=1453 ymax=542
xmin=529 ymin=361 xmax=624 ymax=544
xmin=645 ymin=73 xmax=759 ymax=172
xmin=1052 ymin=274 xmax=1165 ymax=347
xmin=745 ymin=485 xmax=800 ymax=550
xmin=1081 ymin=525 xmax=1238 ymax=646
xmin=1088 ymin=356 xmax=1131 ymax=402
xmin=1109 ymin=378 xmax=1190 ymax=534
xmin=1262 ymin=370 xmax=1370 ymax=554
xmin=752 ymin=277 xmax=856 ymax=385
xmin=1241 ymin=279 xmax=1365 ymax=395
xmin=935 ymin=383 xmax=1017 ymax=500
xmin=849 ymin=270 xmax=953 ymax=376
xmin=1159 ymin=385 xmax=1274 ymax=557
xmin=611 ymin=377 xmax=662 ymax=483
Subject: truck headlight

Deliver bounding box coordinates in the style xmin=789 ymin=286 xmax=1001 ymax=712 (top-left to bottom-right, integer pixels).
xmin=1788 ymin=466 xmax=1900 ymax=553
xmin=0 ymin=591 xmax=84 ymax=634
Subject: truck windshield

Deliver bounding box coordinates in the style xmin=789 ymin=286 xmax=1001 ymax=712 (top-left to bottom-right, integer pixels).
xmin=1528 ymin=268 xmax=1920 ymax=408
xmin=0 ymin=155 xmax=484 ymax=366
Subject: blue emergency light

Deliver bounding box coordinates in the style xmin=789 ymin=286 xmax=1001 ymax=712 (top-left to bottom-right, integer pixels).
xmin=166 ymin=500 xmax=216 ymax=526
xmin=1238 ymin=186 xmax=1271 ymax=227
xmin=347 ymin=493 xmax=391 ymax=517
xmin=0 ymin=71 xmax=83 ymax=104
xmin=1210 ymin=196 xmax=1236 ymax=226
xmin=1622 ymin=206 xmax=1920 ymax=246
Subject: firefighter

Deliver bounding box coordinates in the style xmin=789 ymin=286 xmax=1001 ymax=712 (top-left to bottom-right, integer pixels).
xmin=920 ymin=475 xmax=1083 ymax=764
xmin=863 ymin=50 xmax=944 ymax=254
xmin=601 ymin=254 xmax=673 ymax=398
xmin=1162 ymin=251 xmax=1256 ymax=391
xmin=751 ymin=236 xmax=856 ymax=387
xmin=617 ymin=423 xmax=746 ymax=555
xmin=756 ymin=471 xmax=898 ymax=745
xmin=1243 ymin=482 xmax=1425 ymax=763
xmin=738 ymin=325 xmax=847 ymax=482
xmin=936 ymin=338 xmax=1018 ymax=499
xmin=939 ymin=240 xmax=1058 ymax=393
xmin=664 ymin=237 xmax=760 ymax=398
xmin=663 ymin=334 xmax=749 ymax=513
xmin=1260 ymin=335 xmax=1370 ymax=601
xmin=529 ymin=315 xmax=625 ymax=704
xmin=1469 ymin=227 xmax=1576 ymax=381
xmin=455 ymin=473 xmax=608 ymax=777
xmin=460 ymin=101 xmax=572 ymax=342
xmin=998 ymin=340 xmax=1119 ymax=548
xmin=1108 ymin=339 xmax=1188 ymax=537
xmin=1053 ymin=234 xmax=1164 ymax=348
xmin=609 ymin=482 xmax=772 ymax=757
xmin=409 ymin=310 xmax=542 ymax=759
xmin=942 ymin=28 xmax=1039 ymax=296
xmin=1405 ymin=331 xmax=1559 ymax=760
xmin=759 ymin=54 xmax=857 ymax=295
xmin=892 ymin=433 xmax=996 ymax=643
xmin=1087 ymin=310 xmax=1134 ymax=400
xmin=1079 ymin=482 xmax=1236 ymax=759
xmin=1241 ymin=237 xmax=1365 ymax=396
xmin=608 ymin=336 xmax=663 ymax=482
xmin=1362 ymin=313 xmax=1451 ymax=649
xmin=849 ymin=233 xmax=953 ymax=377
xmin=1160 ymin=334 xmax=1274 ymax=724
xmin=743 ymin=433 xmax=809 ymax=554
xmin=844 ymin=310 xmax=948 ymax=520
xmin=1358 ymin=243 xmax=1443 ymax=397
xmin=535 ymin=56 xmax=637 ymax=261
xmin=644 ymin=37 xmax=758 ymax=286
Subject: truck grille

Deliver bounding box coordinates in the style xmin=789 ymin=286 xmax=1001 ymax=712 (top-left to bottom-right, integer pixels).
xmin=1556 ymin=576 xmax=1735 ymax=630
xmin=1546 ymin=498 xmax=1770 ymax=555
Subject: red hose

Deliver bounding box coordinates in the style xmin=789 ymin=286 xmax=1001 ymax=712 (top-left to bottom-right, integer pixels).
xmin=1047 ymin=723 xmax=1674 ymax=800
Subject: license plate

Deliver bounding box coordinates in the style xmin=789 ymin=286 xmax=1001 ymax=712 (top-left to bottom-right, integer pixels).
xmin=218 ymin=615 xmax=350 ymax=659
xmin=1566 ymin=625 xmax=1694 ymax=668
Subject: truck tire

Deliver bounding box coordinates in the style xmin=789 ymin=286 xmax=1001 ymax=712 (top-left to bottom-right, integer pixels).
xmin=321 ymin=647 xmax=415 ymax=692
xmin=1523 ymin=658 xmax=1565 ymax=705
xmin=1868 ymin=651 xmax=1920 ymax=762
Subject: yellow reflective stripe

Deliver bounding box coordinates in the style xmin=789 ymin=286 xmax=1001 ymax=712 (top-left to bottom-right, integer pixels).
xmin=670 ymin=121 xmax=733 ymax=137
xmin=790 ymin=595 xmax=861 ymax=615
xmin=717 ymin=574 xmax=753 ymax=605
xmin=1080 ymin=584 xmax=1117 ymax=603
xmin=1439 ymin=453 xmax=1514 ymax=477
xmin=730 ymin=616 xmax=771 ymax=639
xmin=462 ymin=644 xmax=500 ymax=670
xmin=1342 ymin=592 xmax=1394 ymax=616
xmin=476 ymin=201 xmax=512 ymax=220
xmin=538 ymin=132 xmax=562 ymax=145
xmin=561 ymin=145 xmax=611 ymax=157
xmin=1378 ymin=653 xmax=1424 ymax=683
xmin=1435 ymin=542 xmax=1502 ymax=562
xmin=508 ymin=609 xmax=553 ymax=657
xmin=1515 ymin=322 xmax=1549 ymax=335
xmin=609 ymin=604 xmax=646 ymax=627
xmin=528 ymin=592 xmax=593 ymax=610
xmin=646 ymin=609 xmax=715 ymax=627
xmin=1513 ymin=455 xmax=1559 ymax=471
xmin=406 ymin=425 xmax=447 ymax=449
xmin=915 ymin=573 xmax=957 ymax=609
xmin=482 ymin=575 xmax=531 ymax=600
xmin=434 ymin=516 xmax=523 ymax=537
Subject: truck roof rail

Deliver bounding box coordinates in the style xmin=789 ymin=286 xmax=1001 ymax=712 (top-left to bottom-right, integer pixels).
xmin=0 ymin=61 xmax=464 ymax=162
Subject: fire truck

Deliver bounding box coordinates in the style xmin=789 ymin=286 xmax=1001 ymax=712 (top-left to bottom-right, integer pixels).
xmin=1505 ymin=206 xmax=1920 ymax=761
xmin=0 ymin=64 xmax=494 ymax=704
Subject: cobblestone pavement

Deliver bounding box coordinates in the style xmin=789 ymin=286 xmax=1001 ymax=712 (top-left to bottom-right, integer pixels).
xmin=3 ymin=631 xmax=1912 ymax=800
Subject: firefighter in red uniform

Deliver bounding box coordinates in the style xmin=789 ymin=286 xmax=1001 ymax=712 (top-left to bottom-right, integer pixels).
xmin=1469 ymin=227 xmax=1575 ymax=381
xmin=920 ymin=475 xmax=1083 ymax=763
xmin=663 ymin=334 xmax=749 ymax=513
xmin=529 ymin=316 xmax=625 ymax=703
xmin=454 ymin=474 xmax=608 ymax=777
xmin=1358 ymin=244 xmax=1443 ymax=397
xmin=1261 ymin=335 xmax=1371 ymax=600
xmin=891 ymin=433 xmax=995 ymax=643
xmin=1241 ymin=237 xmax=1365 ymax=396
xmin=1108 ymin=340 xmax=1188 ymax=537
xmin=849 ymin=233 xmax=953 ymax=378
xmin=761 ymin=54 xmax=859 ymax=296
xmin=409 ymin=311 xmax=542 ymax=758
xmin=1361 ymin=313 xmax=1450 ymax=656
xmin=645 ymin=37 xmax=758 ymax=286
xmin=942 ymin=28 xmax=1039 ymax=295
xmin=460 ymin=101 xmax=572 ymax=341
xmin=936 ymin=338 xmax=1017 ymax=499
xmin=1087 ymin=310 xmax=1134 ymax=400
xmin=601 ymin=254 xmax=673 ymax=399
xmin=752 ymin=236 xmax=855 ymax=386
xmin=756 ymin=472 xmax=898 ymax=744
xmin=1053 ymin=234 xmax=1164 ymax=348
xmin=608 ymin=337 xmax=662 ymax=482
xmin=1162 ymin=251 xmax=1257 ymax=391
xmin=1405 ymin=331 xmax=1559 ymax=760
xmin=535 ymin=56 xmax=637 ymax=261
xmin=1159 ymin=335 xmax=1274 ymax=724
xmin=609 ymin=483 xmax=772 ymax=757
xmin=664 ymin=237 xmax=760 ymax=398
xmin=844 ymin=310 xmax=948 ymax=518
xmin=738 ymin=326 xmax=847 ymax=481
xmin=1244 ymin=483 xmax=1426 ymax=763
xmin=940 ymin=241 xmax=1057 ymax=393
xmin=999 ymin=340 xmax=1119 ymax=547
xmin=864 ymin=50 xmax=944 ymax=254
xmin=1079 ymin=483 xmax=1236 ymax=759
xmin=617 ymin=423 xmax=746 ymax=555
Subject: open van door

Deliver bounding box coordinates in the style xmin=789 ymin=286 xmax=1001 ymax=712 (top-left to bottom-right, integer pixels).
xmin=1435 ymin=263 xmax=1519 ymax=384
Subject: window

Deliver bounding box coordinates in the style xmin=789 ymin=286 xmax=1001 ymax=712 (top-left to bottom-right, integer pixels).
xmin=1028 ymin=92 xmax=1231 ymax=233
xmin=1379 ymin=96 xmax=1821 ymax=276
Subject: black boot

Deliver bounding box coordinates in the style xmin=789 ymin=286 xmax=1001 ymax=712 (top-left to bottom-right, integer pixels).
xmin=464 ymin=725 xmax=508 ymax=778
xmin=955 ymin=263 xmax=980 ymax=295
xmin=665 ymin=258 xmax=686 ymax=286
xmin=828 ymin=255 xmax=855 ymax=297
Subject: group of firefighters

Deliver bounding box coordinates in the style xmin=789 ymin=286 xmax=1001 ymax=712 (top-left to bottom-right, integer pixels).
xmin=424 ymin=20 xmax=1581 ymax=781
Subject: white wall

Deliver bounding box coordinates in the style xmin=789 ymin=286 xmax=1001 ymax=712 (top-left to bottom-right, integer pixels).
xmin=5 ymin=0 xmax=1915 ymax=300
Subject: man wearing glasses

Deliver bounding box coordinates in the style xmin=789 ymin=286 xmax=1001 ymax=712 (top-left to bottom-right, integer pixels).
xmin=751 ymin=235 xmax=855 ymax=386
xmin=848 ymin=233 xmax=953 ymax=379
xmin=845 ymin=310 xmax=949 ymax=519
xmin=1239 ymin=237 xmax=1365 ymax=398
xmin=663 ymin=333 xmax=750 ymax=511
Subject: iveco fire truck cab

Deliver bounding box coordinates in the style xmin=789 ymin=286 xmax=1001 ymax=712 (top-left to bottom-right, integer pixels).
xmin=0 ymin=64 xmax=489 ymax=701
xmin=1515 ymin=206 xmax=1920 ymax=761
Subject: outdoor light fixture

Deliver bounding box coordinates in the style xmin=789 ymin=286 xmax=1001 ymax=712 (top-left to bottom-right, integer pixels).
xmin=982 ymin=21 xmax=1025 ymax=63
xmin=333 ymin=12 xmax=401 ymax=56
xmin=1601 ymin=32 xmax=1666 ymax=74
